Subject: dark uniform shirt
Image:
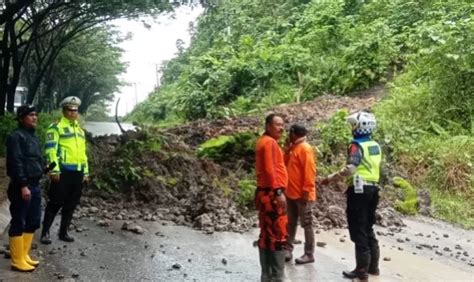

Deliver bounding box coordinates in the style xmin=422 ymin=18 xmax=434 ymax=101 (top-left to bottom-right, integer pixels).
xmin=6 ymin=126 xmax=44 ymax=187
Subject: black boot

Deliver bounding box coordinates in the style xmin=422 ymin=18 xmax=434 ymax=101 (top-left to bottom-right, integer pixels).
xmin=58 ymin=212 xmax=75 ymax=243
xmin=40 ymin=211 xmax=56 ymax=245
xmin=343 ymin=249 xmax=370 ymax=280
xmin=368 ymin=245 xmax=380 ymax=275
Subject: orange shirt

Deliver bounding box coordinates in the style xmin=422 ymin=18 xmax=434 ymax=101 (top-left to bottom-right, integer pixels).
xmin=284 ymin=141 xmax=316 ymax=201
xmin=255 ymin=135 xmax=288 ymax=189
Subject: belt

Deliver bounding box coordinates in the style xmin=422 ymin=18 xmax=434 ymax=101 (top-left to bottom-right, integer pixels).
xmin=257 ymin=187 xmax=272 ymax=192
xmin=364 ymin=181 xmax=379 ymax=187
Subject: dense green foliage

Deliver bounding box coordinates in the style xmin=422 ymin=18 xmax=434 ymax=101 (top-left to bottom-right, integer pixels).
xmin=371 ymin=0 xmax=473 ymax=227
xmin=132 ymin=0 xmax=473 ymax=226
xmin=131 ymin=0 xmax=471 ymax=123
xmin=0 ymin=1 xmax=195 ymax=115
xmin=29 ymin=26 xmax=126 ymax=113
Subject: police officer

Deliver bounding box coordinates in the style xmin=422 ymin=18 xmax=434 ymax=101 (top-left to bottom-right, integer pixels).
xmin=6 ymin=105 xmax=43 ymax=272
xmin=40 ymin=96 xmax=89 ymax=244
xmin=321 ymin=111 xmax=381 ymax=280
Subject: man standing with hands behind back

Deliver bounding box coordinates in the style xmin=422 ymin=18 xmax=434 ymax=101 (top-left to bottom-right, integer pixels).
xmin=255 ymin=113 xmax=289 ymax=281
xmin=6 ymin=105 xmax=43 ymax=272
xmin=40 ymin=96 xmax=89 ymax=244
xmin=284 ymin=124 xmax=316 ymax=264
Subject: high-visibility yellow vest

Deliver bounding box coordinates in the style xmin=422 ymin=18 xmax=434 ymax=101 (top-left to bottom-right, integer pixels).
xmin=349 ymin=139 xmax=382 ymax=184
xmin=45 ymin=117 xmax=89 ymax=175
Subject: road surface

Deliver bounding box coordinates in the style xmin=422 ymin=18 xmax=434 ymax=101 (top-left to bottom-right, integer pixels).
xmin=1 ymin=216 xmax=473 ymax=281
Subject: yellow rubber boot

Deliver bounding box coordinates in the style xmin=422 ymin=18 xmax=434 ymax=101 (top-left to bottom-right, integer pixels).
xmin=23 ymin=233 xmax=40 ymax=267
xmin=9 ymin=236 xmax=35 ymax=272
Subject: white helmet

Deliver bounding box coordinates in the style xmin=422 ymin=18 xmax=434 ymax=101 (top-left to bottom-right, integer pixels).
xmin=347 ymin=111 xmax=376 ymax=136
xmin=59 ymin=96 xmax=81 ymax=109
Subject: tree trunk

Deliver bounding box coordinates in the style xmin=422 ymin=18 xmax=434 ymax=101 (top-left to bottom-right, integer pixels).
xmin=7 ymin=21 xmax=20 ymax=113
xmin=0 ymin=20 xmax=12 ymax=116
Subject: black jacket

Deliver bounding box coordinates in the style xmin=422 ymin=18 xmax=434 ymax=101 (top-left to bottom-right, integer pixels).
xmin=6 ymin=126 xmax=44 ymax=186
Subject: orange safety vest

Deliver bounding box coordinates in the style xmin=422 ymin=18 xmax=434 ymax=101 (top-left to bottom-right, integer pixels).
xmin=285 ymin=141 xmax=316 ymax=201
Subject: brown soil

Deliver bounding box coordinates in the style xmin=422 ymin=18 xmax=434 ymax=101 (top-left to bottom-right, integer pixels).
xmin=82 ymin=90 xmax=404 ymax=233
xmin=168 ymin=91 xmax=383 ymax=148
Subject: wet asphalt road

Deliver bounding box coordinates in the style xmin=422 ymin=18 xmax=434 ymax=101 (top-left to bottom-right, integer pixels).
xmin=1 ymin=216 xmax=473 ymax=281
xmin=83 ymin=122 xmax=135 ymax=137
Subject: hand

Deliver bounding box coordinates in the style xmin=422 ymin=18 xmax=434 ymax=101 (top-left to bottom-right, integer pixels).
xmin=21 ymin=186 xmax=31 ymax=201
xmin=302 ymin=191 xmax=309 ymax=203
xmin=275 ymin=194 xmax=287 ymax=213
xmin=83 ymin=175 xmax=90 ymax=184
xmin=50 ymin=173 xmax=60 ymax=183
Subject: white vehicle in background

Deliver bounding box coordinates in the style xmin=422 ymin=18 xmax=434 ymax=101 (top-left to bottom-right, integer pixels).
xmin=13 ymin=86 xmax=28 ymax=111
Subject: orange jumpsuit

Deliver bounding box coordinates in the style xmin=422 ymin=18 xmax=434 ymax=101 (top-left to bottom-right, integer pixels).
xmin=255 ymin=134 xmax=289 ymax=251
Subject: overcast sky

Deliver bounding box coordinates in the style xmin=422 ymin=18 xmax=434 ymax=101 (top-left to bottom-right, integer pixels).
xmin=111 ymin=5 xmax=203 ymax=116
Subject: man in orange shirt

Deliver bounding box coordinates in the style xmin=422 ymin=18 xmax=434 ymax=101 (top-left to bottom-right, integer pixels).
xmin=284 ymin=124 xmax=316 ymax=264
xmin=255 ymin=113 xmax=289 ymax=281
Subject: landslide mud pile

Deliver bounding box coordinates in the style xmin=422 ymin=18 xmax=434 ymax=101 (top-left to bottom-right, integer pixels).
xmin=84 ymin=131 xmax=253 ymax=233
xmin=83 ymin=92 xmax=404 ymax=233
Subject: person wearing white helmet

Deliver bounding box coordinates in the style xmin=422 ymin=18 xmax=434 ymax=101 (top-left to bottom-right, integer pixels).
xmin=40 ymin=96 xmax=89 ymax=244
xmin=321 ymin=111 xmax=382 ymax=280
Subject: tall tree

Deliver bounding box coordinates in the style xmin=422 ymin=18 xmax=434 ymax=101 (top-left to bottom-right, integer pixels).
xmin=31 ymin=25 xmax=125 ymax=113
xmin=0 ymin=0 xmax=198 ymax=115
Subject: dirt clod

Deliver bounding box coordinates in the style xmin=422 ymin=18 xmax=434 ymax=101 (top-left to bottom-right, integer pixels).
xmin=316 ymin=242 xmax=327 ymax=247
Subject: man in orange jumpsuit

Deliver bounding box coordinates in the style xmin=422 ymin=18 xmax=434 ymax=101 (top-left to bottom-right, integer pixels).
xmin=255 ymin=113 xmax=289 ymax=281
xmin=284 ymin=124 xmax=316 ymax=264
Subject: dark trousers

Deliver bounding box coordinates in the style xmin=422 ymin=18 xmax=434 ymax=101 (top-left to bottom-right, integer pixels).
xmin=286 ymin=199 xmax=314 ymax=255
xmin=43 ymin=171 xmax=83 ymax=232
xmin=346 ymin=185 xmax=379 ymax=268
xmin=8 ymin=182 xmax=41 ymax=236
xmin=259 ymin=248 xmax=285 ymax=282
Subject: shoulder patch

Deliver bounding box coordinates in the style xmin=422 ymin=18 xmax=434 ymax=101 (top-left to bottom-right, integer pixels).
xmin=349 ymin=143 xmax=359 ymax=154
xmin=46 ymin=132 xmax=55 ymax=141
xmin=368 ymin=145 xmax=381 ymax=156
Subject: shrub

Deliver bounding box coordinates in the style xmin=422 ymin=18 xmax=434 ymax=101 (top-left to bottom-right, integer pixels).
xmin=393 ymin=177 xmax=418 ymax=215
xmin=196 ymin=132 xmax=258 ymax=161
xmin=237 ymin=178 xmax=256 ymax=207
xmin=317 ymin=109 xmax=352 ymax=160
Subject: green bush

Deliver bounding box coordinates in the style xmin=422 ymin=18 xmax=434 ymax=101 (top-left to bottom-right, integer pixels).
xmin=0 ymin=114 xmax=18 ymax=156
xmin=196 ymin=132 xmax=258 ymax=161
xmin=317 ymin=109 xmax=352 ymax=158
xmin=237 ymin=178 xmax=256 ymax=208
xmin=430 ymin=189 xmax=474 ymax=229
xmin=393 ymin=177 xmax=418 ymax=215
